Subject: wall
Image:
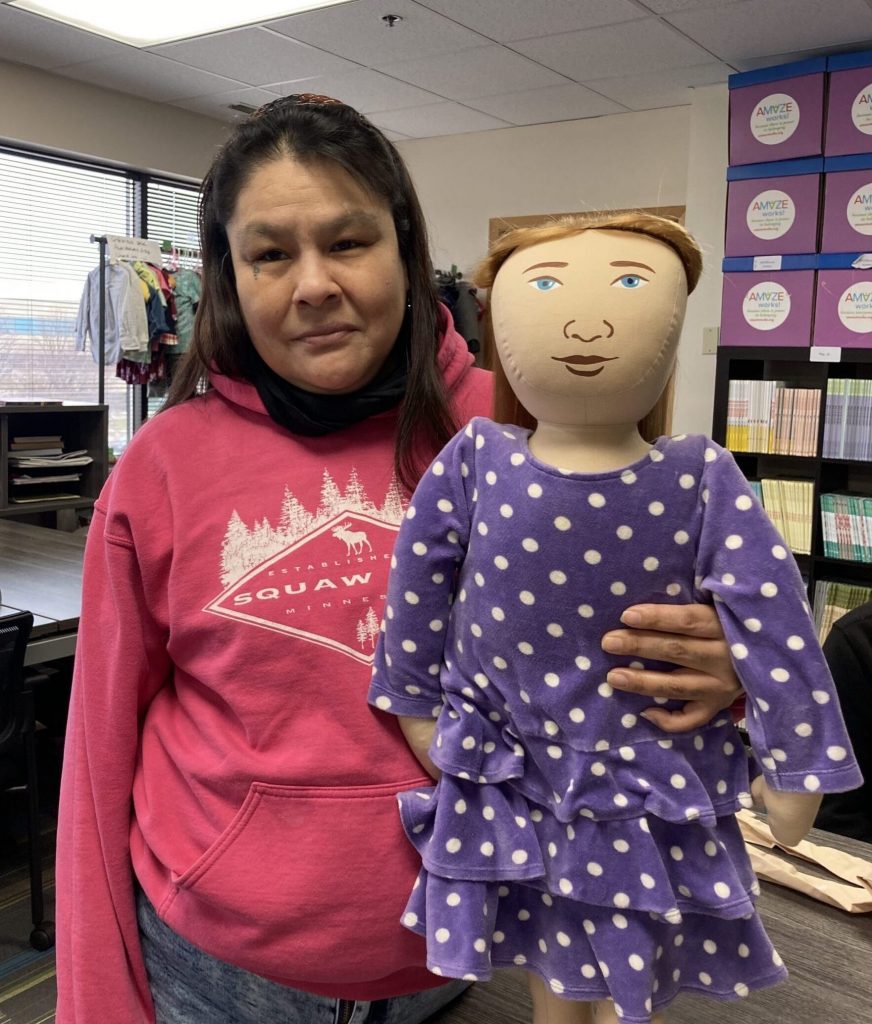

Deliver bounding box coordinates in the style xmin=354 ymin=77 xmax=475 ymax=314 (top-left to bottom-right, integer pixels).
xmin=0 ymin=59 xmax=227 ymax=179
xmin=398 ymin=98 xmax=726 ymax=435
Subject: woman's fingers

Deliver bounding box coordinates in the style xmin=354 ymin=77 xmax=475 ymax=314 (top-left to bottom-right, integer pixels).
xmin=618 ymin=602 xmax=724 ymax=638
xmin=605 ymin=665 xmax=739 ymax=703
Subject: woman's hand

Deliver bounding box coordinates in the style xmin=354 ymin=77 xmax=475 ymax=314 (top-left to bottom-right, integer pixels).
xmin=601 ymin=603 xmax=741 ymax=733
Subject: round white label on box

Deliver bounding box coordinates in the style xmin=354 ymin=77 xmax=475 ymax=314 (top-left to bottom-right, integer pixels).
xmin=846 ymin=183 xmax=872 ymax=235
xmin=746 ymin=189 xmax=795 ymax=239
xmin=851 ymin=83 xmax=872 ymax=134
xmin=750 ymin=92 xmax=800 ymax=144
xmin=837 ymin=282 xmax=872 ymax=332
xmin=742 ymin=281 xmax=791 ymax=330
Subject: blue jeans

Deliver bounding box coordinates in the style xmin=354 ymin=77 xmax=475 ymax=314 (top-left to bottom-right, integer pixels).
xmin=136 ymin=889 xmax=470 ymax=1024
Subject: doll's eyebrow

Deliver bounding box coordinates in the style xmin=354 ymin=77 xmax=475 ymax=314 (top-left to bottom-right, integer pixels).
xmin=523 ymin=261 xmax=568 ymax=273
xmin=610 ymin=260 xmax=655 ymax=273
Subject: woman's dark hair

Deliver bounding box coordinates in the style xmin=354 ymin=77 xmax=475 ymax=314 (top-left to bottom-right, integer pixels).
xmin=163 ymin=95 xmax=458 ymax=491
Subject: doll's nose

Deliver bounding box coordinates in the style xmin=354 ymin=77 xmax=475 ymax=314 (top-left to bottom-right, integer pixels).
xmin=563 ymin=319 xmax=615 ymax=342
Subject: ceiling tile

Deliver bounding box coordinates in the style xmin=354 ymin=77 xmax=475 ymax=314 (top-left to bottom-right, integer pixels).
xmin=587 ymin=62 xmax=734 ymax=109
xmin=266 ymin=0 xmax=490 ymax=68
xmin=170 ymin=87 xmax=280 ymax=123
xmin=513 ymin=18 xmax=716 ymax=81
xmin=665 ymin=0 xmax=872 ymax=62
xmin=370 ymin=101 xmax=511 ymax=138
xmin=0 ymin=4 xmax=125 ymax=69
xmin=56 ymin=49 xmax=245 ymax=103
xmin=467 ymin=83 xmax=627 ymax=125
xmin=380 ymin=45 xmax=567 ymax=101
xmin=151 ymin=26 xmax=359 ymax=87
xmin=269 ymin=68 xmax=441 ymax=112
xmin=634 ymin=0 xmax=745 ymax=12
xmin=414 ymin=0 xmax=644 ymax=42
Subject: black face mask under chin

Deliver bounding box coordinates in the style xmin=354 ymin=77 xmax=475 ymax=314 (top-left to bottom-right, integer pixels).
xmin=244 ymin=319 xmax=411 ymax=437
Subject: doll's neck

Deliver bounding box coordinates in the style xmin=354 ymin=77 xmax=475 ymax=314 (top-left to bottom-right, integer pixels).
xmin=528 ymin=420 xmax=652 ymax=473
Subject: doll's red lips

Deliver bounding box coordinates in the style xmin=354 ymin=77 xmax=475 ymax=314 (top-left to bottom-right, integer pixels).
xmin=551 ymin=354 xmax=618 ymax=365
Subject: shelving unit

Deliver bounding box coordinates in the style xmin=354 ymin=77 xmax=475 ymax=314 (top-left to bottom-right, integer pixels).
xmin=0 ymin=403 xmax=108 ymax=527
xmin=712 ymin=346 xmax=872 ymax=605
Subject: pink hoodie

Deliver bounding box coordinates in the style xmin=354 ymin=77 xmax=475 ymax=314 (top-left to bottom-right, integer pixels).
xmin=55 ymin=318 xmax=492 ymax=1022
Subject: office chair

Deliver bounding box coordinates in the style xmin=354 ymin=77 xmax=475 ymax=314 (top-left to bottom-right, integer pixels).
xmin=0 ymin=610 xmax=55 ymax=950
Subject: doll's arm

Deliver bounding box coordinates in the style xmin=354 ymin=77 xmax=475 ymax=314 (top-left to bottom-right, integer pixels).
xmin=750 ymin=775 xmax=822 ymax=847
xmin=398 ymin=716 xmax=441 ymax=781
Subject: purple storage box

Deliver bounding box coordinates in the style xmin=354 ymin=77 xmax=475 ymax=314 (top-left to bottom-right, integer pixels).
xmin=720 ymin=257 xmax=816 ymax=347
xmin=821 ymin=155 xmax=872 ymax=250
xmin=825 ymin=51 xmax=872 ymax=156
xmin=729 ymin=59 xmax=826 ymax=165
xmin=814 ymin=256 xmax=872 ymax=347
xmin=725 ymin=159 xmax=822 ymax=256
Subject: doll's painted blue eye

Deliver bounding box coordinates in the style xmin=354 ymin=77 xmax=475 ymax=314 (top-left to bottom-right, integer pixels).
xmin=612 ymin=274 xmax=648 ymax=289
xmin=529 ymin=277 xmax=562 ymax=292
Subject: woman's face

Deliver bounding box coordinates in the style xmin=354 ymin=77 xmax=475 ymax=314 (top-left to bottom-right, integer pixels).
xmin=226 ymin=155 xmax=408 ymax=394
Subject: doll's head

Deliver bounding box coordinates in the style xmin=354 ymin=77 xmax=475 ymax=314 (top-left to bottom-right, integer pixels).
xmin=475 ymin=212 xmax=702 ymax=437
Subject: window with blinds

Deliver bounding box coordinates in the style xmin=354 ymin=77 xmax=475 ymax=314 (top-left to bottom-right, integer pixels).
xmin=0 ymin=149 xmax=136 ymax=450
xmin=0 ymin=147 xmax=201 ymax=450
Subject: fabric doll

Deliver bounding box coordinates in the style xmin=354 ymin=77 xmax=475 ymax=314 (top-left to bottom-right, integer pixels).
xmin=367 ymin=213 xmax=862 ymax=1024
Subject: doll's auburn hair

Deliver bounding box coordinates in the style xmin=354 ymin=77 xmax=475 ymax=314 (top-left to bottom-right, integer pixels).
xmin=473 ymin=211 xmax=703 ymax=440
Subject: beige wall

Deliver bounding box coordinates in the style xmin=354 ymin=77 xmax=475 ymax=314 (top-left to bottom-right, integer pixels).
xmin=0 ymin=59 xmax=227 ymax=179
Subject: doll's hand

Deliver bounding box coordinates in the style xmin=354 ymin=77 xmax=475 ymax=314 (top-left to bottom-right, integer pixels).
xmin=601 ymin=603 xmax=742 ymax=733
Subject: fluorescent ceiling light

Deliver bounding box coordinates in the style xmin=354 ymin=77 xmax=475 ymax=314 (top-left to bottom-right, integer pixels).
xmin=9 ymin=0 xmax=352 ymax=48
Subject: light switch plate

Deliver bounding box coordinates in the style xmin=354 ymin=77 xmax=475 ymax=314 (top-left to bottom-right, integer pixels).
xmin=702 ymin=326 xmax=719 ymax=354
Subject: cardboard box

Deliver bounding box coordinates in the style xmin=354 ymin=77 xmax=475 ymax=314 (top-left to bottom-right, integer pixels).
xmin=814 ymin=255 xmax=872 ymax=347
xmin=729 ymin=59 xmax=826 ymax=165
xmin=720 ymin=257 xmax=816 ymax=347
xmin=825 ymin=51 xmax=872 ymax=156
xmin=725 ymin=159 xmax=822 ymax=256
xmin=821 ymin=155 xmax=872 ymax=251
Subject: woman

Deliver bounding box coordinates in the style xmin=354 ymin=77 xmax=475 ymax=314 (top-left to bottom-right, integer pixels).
xmin=55 ymin=96 xmax=741 ymax=1024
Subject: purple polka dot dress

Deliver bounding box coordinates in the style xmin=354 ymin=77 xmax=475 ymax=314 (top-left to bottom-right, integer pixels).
xmin=368 ymin=419 xmax=862 ymax=1023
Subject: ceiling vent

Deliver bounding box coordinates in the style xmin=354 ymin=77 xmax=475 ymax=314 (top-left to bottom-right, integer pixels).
xmin=228 ymin=103 xmax=259 ymax=115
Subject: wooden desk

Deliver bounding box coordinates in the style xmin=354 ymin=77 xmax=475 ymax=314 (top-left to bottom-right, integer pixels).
xmin=0 ymin=519 xmax=86 ymax=665
xmin=432 ymin=826 xmax=872 ymax=1024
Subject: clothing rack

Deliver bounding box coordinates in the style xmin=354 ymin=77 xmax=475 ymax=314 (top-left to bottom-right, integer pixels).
xmin=86 ymin=233 xmax=164 ymax=405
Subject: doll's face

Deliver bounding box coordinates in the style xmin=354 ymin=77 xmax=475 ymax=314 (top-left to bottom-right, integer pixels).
xmin=490 ymin=229 xmax=689 ymax=427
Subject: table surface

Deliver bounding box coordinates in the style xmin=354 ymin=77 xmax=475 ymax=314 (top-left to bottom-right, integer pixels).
xmin=432 ymin=824 xmax=872 ymax=1024
xmin=0 ymin=519 xmax=86 ymax=636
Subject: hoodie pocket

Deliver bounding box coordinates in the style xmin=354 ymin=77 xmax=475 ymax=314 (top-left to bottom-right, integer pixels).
xmin=168 ymin=778 xmax=430 ymax=984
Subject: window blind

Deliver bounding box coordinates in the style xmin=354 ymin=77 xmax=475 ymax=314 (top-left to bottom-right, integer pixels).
xmin=0 ymin=148 xmax=135 ymax=450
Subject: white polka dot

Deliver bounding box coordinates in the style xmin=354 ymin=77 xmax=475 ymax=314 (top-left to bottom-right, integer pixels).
xmin=518 ymin=642 xmax=534 ymax=655
xmin=613 ymin=839 xmax=630 ymax=853
xmin=591 ymin=762 xmax=606 ymax=777
xmin=735 ymin=982 xmax=750 ymax=998
xmin=547 ymin=623 xmax=564 ymax=637
xmin=556 ymin=931 xmax=571 ymax=947
xmin=773 ymin=949 xmax=783 ymax=967
xmin=735 ymin=495 xmax=753 ymax=511
xmin=650 ymin=449 xmax=665 ymax=462
xmin=804 ymin=774 xmax=821 ymax=791
xmin=558 ymin=877 xmax=573 ymax=894
xmin=584 ymin=549 xmax=602 ymax=564
xmin=578 ymin=604 xmax=594 ymax=618
xmin=722 ymin=572 xmax=735 ymax=586
xmin=674 ymin=530 xmax=689 ymax=545
xmin=500 ymin=504 xmax=513 ymax=518
xmin=670 ymin=774 xmax=686 ymax=789
xmin=643 ymin=556 xmax=659 ymax=571
xmin=812 ymin=690 xmax=830 ymax=704
xmin=437 ymin=499 xmax=453 ymax=513
xmin=731 ymin=643 xmax=748 ymax=660
xmin=629 ymin=954 xmax=645 ymax=971
xmin=649 ymin=501 xmax=665 ymax=517
xmin=544 ymin=672 xmax=560 ymax=688
xmin=613 ymin=892 xmax=630 ymax=908
xmin=795 ymin=722 xmax=812 ymax=737
xmin=640 ymin=874 xmax=655 ymax=889
xmin=491 ymin=607 xmax=505 ymax=621
xmin=704 ymin=939 xmax=717 ymax=954
xmin=401 ymin=639 xmax=417 ymax=653
xmin=403 ymin=912 xmax=418 ymax=926
xmin=621 ymin=470 xmax=637 ymax=485
xmin=406 ymin=506 xmax=417 ymax=519
xmin=446 ymin=892 xmax=461 ymax=907
xmin=587 ymin=862 xmax=603 ymax=877
xmin=761 ymin=582 xmax=778 ymax=597
xmin=519 ymin=590 xmax=535 ymax=605
xmin=725 ymin=534 xmax=743 ymax=549
xmin=569 ymin=707 xmax=585 ymax=723
xmin=512 ymin=850 xmax=528 ymax=865
xmin=744 ymin=618 xmax=762 ymax=632
xmin=770 ymin=667 xmax=790 ymax=682
xmin=610 ymin=581 xmax=627 ymax=596
xmin=375 ymin=696 xmax=392 ymax=710
xmin=598 ymin=682 xmax=613 ymax=697
xmin=679 ymin=473 xmax=695 ymax=489
xmin=670 ymin=846 xmax=684 ymax=861
xmin=617 ymin=525 xmax=633 ymax=540
xmin=527 ymin=483 xmax=543 ymax=498
xmin=666 ymin=583 xmax=682 ymax=596
xmin=704 ymin=447 xmax=717 ymax=462
xmin=699 ymin=971 xmax=712 ymax=985
xmin=550 ymin=570 xmax=567 ymax=585
xmin=826 ymin=745 xmax=847 ymax=761
xmin=787 ymin=635 xmax=805 ymax=650
xmin=522 ymin=537 xmax=538 ymax=552
xmin=581 ymin=964 xmax=596 ymax=979
xmin=435 ymin=928 xmax=450 ymax=943
xmin=589 ymin=492 xmax=606 ymax=507
xmin=714 ymin=882 xmax=731 ymax=898
xmin=554 ymin=516 xmax=572 ymax=531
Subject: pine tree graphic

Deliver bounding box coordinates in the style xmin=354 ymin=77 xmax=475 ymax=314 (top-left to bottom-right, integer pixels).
xmin=220 ymin=511 xmax=252 ymax=586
